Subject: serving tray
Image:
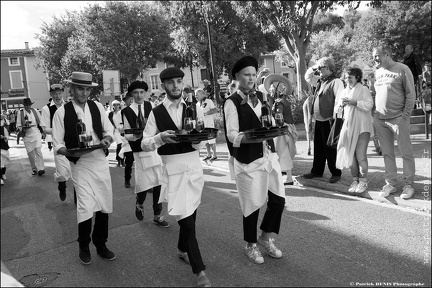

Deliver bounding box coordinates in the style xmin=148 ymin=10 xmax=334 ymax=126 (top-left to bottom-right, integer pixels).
xmin=124 ymin=128 xmax=144 ymax=134
xmin=173 ymin=128 xmax=218 ymax=142
xmin=66 ymin=144 xmax=105 ymax=153
xmin=244 ymin=126 xmax=288 ymax=140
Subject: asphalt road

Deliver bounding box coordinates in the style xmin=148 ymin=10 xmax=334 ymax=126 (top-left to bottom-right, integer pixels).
xmin=1 ymin=137 xmax=431 ymax=287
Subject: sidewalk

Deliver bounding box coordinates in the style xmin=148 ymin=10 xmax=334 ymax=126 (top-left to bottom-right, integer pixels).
xmin=199 ymin=124 xmax=431 ymax=213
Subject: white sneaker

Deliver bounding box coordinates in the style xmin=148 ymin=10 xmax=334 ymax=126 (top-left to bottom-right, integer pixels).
xmin=244 ymin=244 xmax=264 ymax=264
xmin=257 ymin=237 xmax=283 ymax=258
xmin=355 ymin=181 xmax=368 ymax=193
xmin=400 ymin=185 xmax=415 ymax=199
xmin=1 ymin=179 xmax=4 ymax=185
xmin=1 ymin=174 xmax=6 ymax=180
xmin=348 ymin=181 xmax=359 ymax=193
xmin=379 ymin=184 xmax=397 ymax=197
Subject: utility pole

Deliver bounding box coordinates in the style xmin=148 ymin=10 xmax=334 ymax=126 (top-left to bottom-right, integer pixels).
xmin=202 ymin=2 xmax=220 ymax=106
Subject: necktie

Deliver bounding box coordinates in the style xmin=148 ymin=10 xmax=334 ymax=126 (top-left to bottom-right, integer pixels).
xmin=137 ymin=105 xmax=144 ymax=128
xmin=240 ymin=90 xmax=258 ymax=108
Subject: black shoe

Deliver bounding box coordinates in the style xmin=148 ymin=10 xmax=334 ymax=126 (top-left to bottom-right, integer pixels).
xmin=329 ymin=175 xmax=341 ymax=183
xmin=303 ymin=173 xmax=321 ymax=179
xmin=125 ymin=180 xmax=131 ymax=188
xmin=153 ymin=216 xmax=169 ymax=228
xmin=37 ymin=170 xmax=45 ymax=176
xmin=284 ymin=181 xmax=294 ymax=186
xmin=203 ymin=155 xmax=212 ymax=161
xmin=135 ymin=202 xmax=144 ymax=221
xmin=58 ymin=182 xmax=66 ymax=201
xmin=96 ymin=246 xmax=116 ymax=261
xmin=79 ymin=245 xmax=91 ymax=265
xmin=210 ymin=156 xmax=217 ymax=162
xmin=32 ymin=169 xmax=37 ymax=175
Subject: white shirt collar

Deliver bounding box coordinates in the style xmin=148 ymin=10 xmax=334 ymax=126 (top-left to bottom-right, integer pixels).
xmin=162 ymin=97 xmax=186 ymax=110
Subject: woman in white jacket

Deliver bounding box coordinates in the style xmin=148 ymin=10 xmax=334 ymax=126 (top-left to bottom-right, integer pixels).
xmin=336 ymin=67 xmax=374 ymax=194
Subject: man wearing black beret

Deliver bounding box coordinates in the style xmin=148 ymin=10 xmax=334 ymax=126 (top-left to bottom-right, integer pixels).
xmin=121 ymin=80 xmax=169 ymax=228
xmin=141 ymin=68 xmax=210 ymax=287
xmin=224 ymin=55 xmax=286 ymax=265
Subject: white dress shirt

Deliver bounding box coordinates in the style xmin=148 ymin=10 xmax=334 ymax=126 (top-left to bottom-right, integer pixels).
xmin=141 ymin=97 xmax=205 ymax=152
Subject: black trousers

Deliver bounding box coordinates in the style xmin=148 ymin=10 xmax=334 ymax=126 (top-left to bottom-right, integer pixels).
xmin=77 ymin=211 xmax=109 ymax=248
xmin=311 ymin=120 xmax=342 ymax=176
xmin=136 ymin=185 xmax=162 ymax=216
xmin=124 ymin=151 xmax=134 ymax=182
xmin=243 ymin=192 xmax=286 ymax=243
xmin=178 ymin=210 xmax=205 ymax=274
xmin=116 ymin=143 xmax=122 ymax=162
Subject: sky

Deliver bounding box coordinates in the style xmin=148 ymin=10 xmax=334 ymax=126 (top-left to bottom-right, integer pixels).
xmin=0 ymin=1 xmax=369 ymax=51
xmin=1 ymin=1 xmax=98 ymax=50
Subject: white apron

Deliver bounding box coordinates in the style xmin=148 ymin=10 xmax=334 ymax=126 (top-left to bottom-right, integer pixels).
xmin=23 ymin=127 xmax=42 ymax=153
xmin=53 ymin=154 xmax=72 ymax=182
xmin=45 ymin=134 xmax=53 ymax=143
xmin=229 ymin=145 xmax=285 ymax=217
xmin=1 ymin=149 xmax=10 ymax=167
xmin=71 ymin=149 xmax=112 ymax=223
xmin=159 ymin=150 xmax=204 ymax=221
xmin=274 ymin=124 xmax=298 ymax=172
xmin=133 ymin=150 xmax=162 ymax=193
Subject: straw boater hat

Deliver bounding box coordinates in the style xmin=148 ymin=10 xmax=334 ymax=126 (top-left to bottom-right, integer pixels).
xmin=49 ymin=83 xmax=64 ymax=92
xmin=264 ymin=74 xmax=293 ymax=96
xmin=66 ymin=72 xmax=98 ymax=87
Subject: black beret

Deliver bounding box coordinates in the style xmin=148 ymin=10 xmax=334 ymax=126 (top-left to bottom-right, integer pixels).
xmin=128 ymin=81 xmax=148 ymax=93
xmin=231 ymin=56 xmax=258 ymax=80
xmin=160 ymin=67 xmax=185 ymax=82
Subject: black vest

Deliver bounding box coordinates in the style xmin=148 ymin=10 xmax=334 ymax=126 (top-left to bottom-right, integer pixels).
xmin=223 ymin=91 xmax=275 ymax=165
xmin=153 ymin=103 xmax=195 ymax=156
xmin=64 ymin=100 xmax=104 ymax=163
xmin=121 ymin=101 xmax=152 ymax=152
xmin=0 ymin=126 xmax=9 ymax=150
xmin=47 ymin=104 xmax=58 ymax=128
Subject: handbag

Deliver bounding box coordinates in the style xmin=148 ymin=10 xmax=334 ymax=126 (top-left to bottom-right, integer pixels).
xmin=327 ymin=106 xmax=344 ymax=149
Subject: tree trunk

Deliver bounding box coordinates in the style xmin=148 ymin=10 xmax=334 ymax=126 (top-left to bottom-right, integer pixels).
xmin=295 ymin=48 xmax=310 ymax=100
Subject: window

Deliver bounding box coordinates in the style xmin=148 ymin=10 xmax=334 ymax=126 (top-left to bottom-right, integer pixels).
xmin=9 ymin=57 xmax=20 ymax=66
xmin=282 ymin=73 xmax=291 ymax=82
xmin=9 ymin=71 xmax=23 ymax=89
xmin=149 ymin=74 xmax=160 ymax=90
xmin=281 ymin=62 xmax=287 ymax=67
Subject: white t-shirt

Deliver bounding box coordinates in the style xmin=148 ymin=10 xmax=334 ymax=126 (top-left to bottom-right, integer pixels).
xmin=197 ymin=98 xmax=215 ymax=128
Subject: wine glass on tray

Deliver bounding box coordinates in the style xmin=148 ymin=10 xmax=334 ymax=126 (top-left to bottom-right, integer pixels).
xmin=196 ymin=117 xmax=205 ymax=133
xmin=274 ymin=112 xmax=284 ymax=128
xmin=184 ymin=117 xmax=193 ymax=134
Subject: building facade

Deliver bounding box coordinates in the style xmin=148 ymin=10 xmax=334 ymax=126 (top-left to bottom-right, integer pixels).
xmin=1 ymin=42 xmax=50 ymax=111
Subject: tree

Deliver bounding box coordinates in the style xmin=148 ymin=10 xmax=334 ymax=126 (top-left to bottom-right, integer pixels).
xmin=233 ymin=1 xmax=382 ymax=99
xmin=351 ymin=1 xmax=431 ymax=67
xmin=78 ymin=1 xmax=173 ymax=82
xmin=35 ymin=11 xmax=80 ymax=83
xmin=312 ymin=11 xmax=345 ymax=33
xmin=160 ymin=1 xmax=281 ymax=85
xmin=35 ymin=1 xmax=174 ymax=88
xmin=308 ymin=28 xmax=357 ymax=78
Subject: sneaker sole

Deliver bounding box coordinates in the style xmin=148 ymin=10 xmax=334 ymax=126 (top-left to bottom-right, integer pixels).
xmin=154 ymin=222 xmax=169 ymax=228
xmin=379 ymin=190 xmax=397 ymax=197
xmin=80 ymin=258 xmax=91 ymax=265
xmin=97 ymin=254 xmax=116 ymax=261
